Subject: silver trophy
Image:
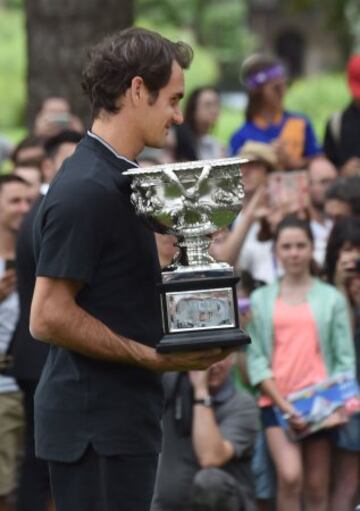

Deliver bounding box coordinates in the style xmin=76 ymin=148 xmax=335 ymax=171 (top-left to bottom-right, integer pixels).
xmin=124 ymin=157 xmax=251 ymax=352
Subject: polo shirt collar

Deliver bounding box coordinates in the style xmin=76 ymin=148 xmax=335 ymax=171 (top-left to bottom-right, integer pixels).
xmin=86 ymin=130 xmax=139 ymax=169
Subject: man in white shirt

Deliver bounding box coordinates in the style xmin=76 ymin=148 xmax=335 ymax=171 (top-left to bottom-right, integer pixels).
xmin=308 ymin=157 xmax=337 ymax=268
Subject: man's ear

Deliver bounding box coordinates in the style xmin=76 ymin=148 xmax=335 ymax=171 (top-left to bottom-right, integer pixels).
xmin=130 ymin=76 xmax=146 ymax=106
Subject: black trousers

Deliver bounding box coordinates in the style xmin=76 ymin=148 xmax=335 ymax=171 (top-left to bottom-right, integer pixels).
xmin=16 ymin=379 xmax=51 ymax=511
xmin=49 ymin=445 xmax=159 ymax=511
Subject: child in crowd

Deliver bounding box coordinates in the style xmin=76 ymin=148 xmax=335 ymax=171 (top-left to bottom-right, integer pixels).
xmin=246 ymin=215 xmax=355 ymax=511
xmin=229 ymin=54 xmax=321 ymax=170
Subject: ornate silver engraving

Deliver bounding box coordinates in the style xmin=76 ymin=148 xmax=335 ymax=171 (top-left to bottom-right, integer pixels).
xmin=124 ymin=157 xmax=247 ymax=268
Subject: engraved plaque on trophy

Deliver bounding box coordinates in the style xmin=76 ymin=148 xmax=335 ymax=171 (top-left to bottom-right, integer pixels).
xmin=124 ymin=158 xmax=251 ymax=352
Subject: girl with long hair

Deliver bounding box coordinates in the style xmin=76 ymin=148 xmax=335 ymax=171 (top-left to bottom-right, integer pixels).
xmin=246 ymin=215 xmax=355 ymax=511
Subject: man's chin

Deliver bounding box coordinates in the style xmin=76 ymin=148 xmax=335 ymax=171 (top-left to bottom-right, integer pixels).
xmin=149 ymin=140 xmax=166 ymax=150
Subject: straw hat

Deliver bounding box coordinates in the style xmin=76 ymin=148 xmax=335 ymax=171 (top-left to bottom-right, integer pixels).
xmin=239 ymin=141 xmax=278 ymax=171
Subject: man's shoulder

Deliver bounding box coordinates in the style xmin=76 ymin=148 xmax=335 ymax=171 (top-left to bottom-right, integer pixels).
xmin=225 ymin=387 xmax=257 ymax=413
xmin=43 ymin=155 xmax=130 ymax=215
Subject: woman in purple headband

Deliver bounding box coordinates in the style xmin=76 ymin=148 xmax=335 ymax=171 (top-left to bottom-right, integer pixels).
xmin=229 ymin=54 xmax=321 ymax=170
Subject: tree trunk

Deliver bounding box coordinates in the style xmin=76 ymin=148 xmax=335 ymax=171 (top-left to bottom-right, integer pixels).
xmin=25 ymin=0 xmax=134 ymax=128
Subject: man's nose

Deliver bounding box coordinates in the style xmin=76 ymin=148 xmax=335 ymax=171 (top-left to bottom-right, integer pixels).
xmin=21 ymin=200 xmax=31 ymax=213
xmin=173 ymin=107 xmax=183 ymax=125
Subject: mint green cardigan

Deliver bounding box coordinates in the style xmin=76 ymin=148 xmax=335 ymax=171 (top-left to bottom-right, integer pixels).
xmin=246 ymin=278 xmax=355 ymax=388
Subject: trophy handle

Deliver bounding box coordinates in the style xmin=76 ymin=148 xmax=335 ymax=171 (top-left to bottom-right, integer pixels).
xmin=163 ymin=164 xmax=212 ymax=200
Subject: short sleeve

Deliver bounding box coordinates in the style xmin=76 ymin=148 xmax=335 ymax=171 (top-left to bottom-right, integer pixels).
xmin=36 ymin=183 xmax=111 ymax=285
xmin=219 ymin=393 xmax=258 ymax=459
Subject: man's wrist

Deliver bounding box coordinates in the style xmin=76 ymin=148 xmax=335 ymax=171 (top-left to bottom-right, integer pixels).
xmin=193 ymin=395 xmax=212 ymax=407
xmin=194 ymin=389 xmax=210 ymax=400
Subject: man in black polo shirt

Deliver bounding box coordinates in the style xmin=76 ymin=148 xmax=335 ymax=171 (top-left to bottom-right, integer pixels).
xmin=30 ymin=28 xmax=229 ymax=511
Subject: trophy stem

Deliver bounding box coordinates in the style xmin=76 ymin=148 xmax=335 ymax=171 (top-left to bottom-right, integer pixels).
xmin=181 ymin=236 xmax=214 ymax=267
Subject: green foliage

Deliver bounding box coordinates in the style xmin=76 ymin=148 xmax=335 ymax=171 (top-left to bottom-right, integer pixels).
xmin=136 ymin=0 xmax=256 ymax=85
xmin=136 ymin=19 xmax=220 ymax=93
xmin=214 ymin=107 xmax=242 ymax=146
xmin=280 ymin=0 xmax=359 ymax=56
xmin=195 ymin=1 xmax=256 ymax=64
xmin=285 ymin=73 xmax=350 ymax=140
xmin=0 ymin=8 xmax=26 ymax=134
xmin=4 ymin=0 xmax=23 ymax=8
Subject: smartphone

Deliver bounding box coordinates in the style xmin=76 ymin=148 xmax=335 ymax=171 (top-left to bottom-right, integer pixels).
xmin=5 ymin=259 xmax=16 ymax=271
xmin=267 ymin=170 xmax=310 ymax=211
xmin=48 ymin=112 xmax=71 ymax=128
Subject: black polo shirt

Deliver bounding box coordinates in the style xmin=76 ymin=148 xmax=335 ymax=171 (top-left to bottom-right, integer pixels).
xmin=33 ymin=133 xmax=164 ymax=462
xmin=324 ymin=101 xmax=360 ymax=168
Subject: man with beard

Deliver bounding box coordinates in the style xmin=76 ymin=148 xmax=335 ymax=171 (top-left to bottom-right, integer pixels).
xmin=308 ymin=156 xmax=337 ymax=268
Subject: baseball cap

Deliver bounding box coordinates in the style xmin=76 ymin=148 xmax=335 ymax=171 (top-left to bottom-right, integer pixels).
xmin=348 ymin=54 xmax=360 ymax=100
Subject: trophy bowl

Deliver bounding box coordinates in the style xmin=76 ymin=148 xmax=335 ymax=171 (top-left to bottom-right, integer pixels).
xmin=124 ymin=157 xmax=251 ymax=352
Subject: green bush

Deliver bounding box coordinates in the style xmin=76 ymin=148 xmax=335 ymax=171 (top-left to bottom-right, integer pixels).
xmin=285 ymin=73 xmax=350 ymax=141
xmin=0 ymin=8 xmax=352 ymax=153
xmin=0 ymin=8 xmax=26 ymax=137
xmin=136 ymin=19 xmax=220 ymax=93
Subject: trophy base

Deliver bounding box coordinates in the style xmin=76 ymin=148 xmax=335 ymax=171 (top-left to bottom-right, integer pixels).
xmin=156 ymin=327 xmax=250 ymax=353
xmin=156 ymin=267 xmax=250 ymax=353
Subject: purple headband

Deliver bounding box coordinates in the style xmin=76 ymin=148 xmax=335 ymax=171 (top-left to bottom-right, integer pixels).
xmin=244 ymin=64 xmax=286 ymax=90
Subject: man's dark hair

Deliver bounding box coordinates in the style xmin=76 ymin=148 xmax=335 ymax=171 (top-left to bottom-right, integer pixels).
xmin=44 ymin=130 xmax=83 ymax=159
xmin=0 ymin=174 xmax=29 ymax=192
xmin=326 ymin=176 xmax=360 ymax=216
xmin=82 ymin=27 xmax=193 ymax=118
xmin=11 ymin=135 xmax=45 ymax=165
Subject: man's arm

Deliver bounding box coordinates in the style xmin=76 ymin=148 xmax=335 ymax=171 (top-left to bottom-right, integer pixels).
xmin=30 ymin=276 xmax=228 ymax=372
xmin=189 ymin=370 xmax=235 ymax=468
xmin=209 ymin=186 xmax=265 ymax=266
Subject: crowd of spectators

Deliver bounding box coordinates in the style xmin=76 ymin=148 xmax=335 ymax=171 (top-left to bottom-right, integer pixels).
xmin=0 ymin=50 xmax=359 ymax=511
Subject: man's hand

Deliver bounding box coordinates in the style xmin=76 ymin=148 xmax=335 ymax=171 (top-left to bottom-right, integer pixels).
xmin=31 ymin=276 xmax=236 ymax=372
xmin=0 ymin=270 xmax=16 ymax=302
xmin=189 ymin=369 xmax=209 ymax=397
xmin=149 ymin=347 xmax=234 ymax=373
